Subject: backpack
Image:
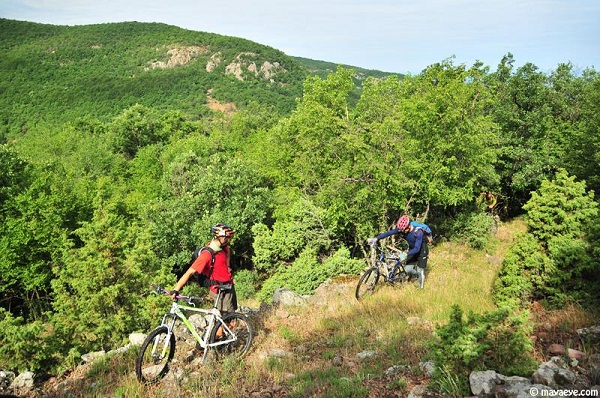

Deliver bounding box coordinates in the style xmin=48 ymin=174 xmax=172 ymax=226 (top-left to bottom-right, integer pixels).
xmin=189 ymin=246 xmax=217 ymax=287
xmin=410 ymin=221 xmax=433 ymax=242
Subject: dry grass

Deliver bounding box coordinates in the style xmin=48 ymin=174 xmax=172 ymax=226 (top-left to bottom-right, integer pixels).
xmin=219 ymin=219 xmax=531 ymax=396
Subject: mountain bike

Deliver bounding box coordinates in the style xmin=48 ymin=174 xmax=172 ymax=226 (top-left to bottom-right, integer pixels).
xmin=355 ymin=243 xmax=410 ymax=300
xmin=135 ymin=285 xmax=253 ymax=384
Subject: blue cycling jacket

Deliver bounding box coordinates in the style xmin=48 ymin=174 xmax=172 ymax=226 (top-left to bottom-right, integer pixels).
xmin=376 ymin=227 xmax=425 ymax=262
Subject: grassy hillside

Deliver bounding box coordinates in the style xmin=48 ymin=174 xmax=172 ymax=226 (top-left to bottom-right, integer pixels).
xmin=32 ymin=219 xmax=597 ymax=397
xmin=0 ymin=19 xmax=398 ymax=139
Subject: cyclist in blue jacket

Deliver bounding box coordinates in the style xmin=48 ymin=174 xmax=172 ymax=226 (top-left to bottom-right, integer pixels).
xmin=367 ymin=215 xmax=429 ymax=288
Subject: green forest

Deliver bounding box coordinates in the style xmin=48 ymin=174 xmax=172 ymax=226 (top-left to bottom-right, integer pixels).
xmin=1 ymin=18 xmax=599 ymax=388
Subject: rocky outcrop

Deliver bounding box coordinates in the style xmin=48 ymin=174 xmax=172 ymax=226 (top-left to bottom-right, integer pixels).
xmin=144 ymin=44 xmax=288 ymax=84
xmin=206 ymin=52 xmax=222 ymax=72
xmin=224 ymin=52 xmax=287 ymax=82
xmin=0 ymin=370 xmax=34 ymax=397
xmin=146 ymin=45 xmax=209 ymax=70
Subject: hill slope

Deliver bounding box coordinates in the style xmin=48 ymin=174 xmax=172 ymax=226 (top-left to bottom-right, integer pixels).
xmin=0 ymin=18 xmax=305 ymax=133
xmin=25 ymin=218 xmax=596 ymax=398
xmin=0 ymin=19 xmax=399 ymax=138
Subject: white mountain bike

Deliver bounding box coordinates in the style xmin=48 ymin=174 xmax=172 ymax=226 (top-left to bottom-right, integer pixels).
xmin=135 ymin=285 xmax=253 ymax=384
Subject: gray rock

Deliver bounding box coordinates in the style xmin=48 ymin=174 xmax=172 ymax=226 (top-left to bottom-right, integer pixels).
xmin=272 ymin=288 xmax=308 ymax=306
xmin=0 ymin=370 xmax=16 ymax=389
xmin=502 ymin=378 xmax=542 ymax=398
xmin=577 ymin=325 xmax=600 ymax=340
xmin=81 ymin=350 xmax=106 ymax=363
xmin=384 ymin=365 xmax=404 ymax=376
xmin=470 ymin=370 xmax=502 ymax=397
xmin=420 ymin=360 xmax=435 ymax=377
xmin=513 ymin=384 xmax=553 ymax=398
xmin=356 ymin=350 xmax=378 ymax=360
xmin=407 ymin=384 xmax=427 ymax=398
xmin=10 ymin=371 xmax=35 ymax=391
xmin=532 ymin=356 xmax=576 ymax=388
xmin=470 ymin=370 xmax=543 ymax=398
xmin=258 ymin=349 xmax=292 ymax=360
xmin=129 ymin=332 xmax=146 ymax=345
xmin=332 ymin=355 xmax=343 ymax=367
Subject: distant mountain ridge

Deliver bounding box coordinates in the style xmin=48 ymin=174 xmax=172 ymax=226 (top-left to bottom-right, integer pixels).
xmin=0 ymin=18 xmax=399 ymax=137
xmin=292 ymin=56 xmax=401 ymax=80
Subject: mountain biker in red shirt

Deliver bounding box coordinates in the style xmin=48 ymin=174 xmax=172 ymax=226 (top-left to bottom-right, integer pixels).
xmin=367 ymin=215 xmax=429 ymax=288
xmin=171 ymin=223 xmax=237 ymax=313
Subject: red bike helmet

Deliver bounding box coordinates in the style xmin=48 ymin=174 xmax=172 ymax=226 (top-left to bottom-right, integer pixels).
xmin=396 ymin=215 xmax=410 ymax=230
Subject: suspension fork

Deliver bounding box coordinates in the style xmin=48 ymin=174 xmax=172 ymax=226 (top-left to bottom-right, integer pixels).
xmin=149 ymin=312 xmax=177 ymax=359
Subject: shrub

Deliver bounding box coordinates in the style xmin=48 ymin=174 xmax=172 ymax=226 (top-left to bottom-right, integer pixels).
xmin=251 ymin=197 xmax=332 ymax=277
xmin=0 ymin=309 xmax=55 ymax=372
xmin=256 ymin=246 xmax=364 ymax=303
xmin=493 ymin=233 xmax=546 ymax=308
xmin=257 ymin=247 xmax=320 ymax=303
xmin=494 ymin=169 xmax=599 ymax=308
xmin=430 ymin=305 xmax=537 ymax=396
xmin=444 ymin=211 xmax=494 ymax=249
xmin=234 ymin=269 xmax=258 ymax=301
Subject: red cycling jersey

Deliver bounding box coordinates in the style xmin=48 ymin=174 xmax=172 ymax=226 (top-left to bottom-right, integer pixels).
xmin=191 ymin=245 xmax=233 ymax=293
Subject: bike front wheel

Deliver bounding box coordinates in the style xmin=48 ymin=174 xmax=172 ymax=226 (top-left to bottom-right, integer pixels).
xmin=210 ymin=312 xmax=253 ymax=358
xmin=355 ymin=267 xmax=380 ymax=300
xmin=135 ymin=326 xmax=175 ymax=384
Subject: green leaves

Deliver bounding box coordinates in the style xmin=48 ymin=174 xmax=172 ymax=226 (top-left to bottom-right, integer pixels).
xmin=2 ymin=28 xmax=600 ymax=376
xmin=491 ymin=61 xmax=599 ymax=210
xmin=251 ymin=197 xmax=331 ymax=276
xmin=430 ymin=305 xmax=536 ymax=396
xmin=524 ymin=169 xmax=597 ymax=244
xmin=109 ymin=105 xmax=169 ymax=158
xmin=51 ymin=191 xmax=155 ymax=354
xmin=147 ymin=151 xmax=273 ymax=269
xmin=256 ymin=245 xmax=363 ymax=303
xmin=495 ymin=170 xmax=598 ymax=308
xmin=0 ymin=309 xmax=52 ymax=372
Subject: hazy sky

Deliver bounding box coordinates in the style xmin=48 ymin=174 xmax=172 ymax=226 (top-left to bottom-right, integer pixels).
xmin=2 ymin=0 xmax=599 ymax=74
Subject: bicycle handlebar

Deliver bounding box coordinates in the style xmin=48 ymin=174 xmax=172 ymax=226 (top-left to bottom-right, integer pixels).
xmin=370 ymin=244 xmax=407 ymax=262
xmin=152 ymin=285 xmax=205 ymax=305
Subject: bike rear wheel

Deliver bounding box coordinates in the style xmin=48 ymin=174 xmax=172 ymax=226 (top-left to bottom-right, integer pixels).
xmin=135 ymin=326 xmax=175 ymax=384
xmin=210 ymin=312 xmax=253 ymax=358
xmin=355 ymin=267 xmax=380 ymax=300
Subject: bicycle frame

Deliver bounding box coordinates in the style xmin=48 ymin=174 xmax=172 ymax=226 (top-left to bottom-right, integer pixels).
xmin=374 ymin=245 xmax=407 ymax=283
xmin=155 ymin=289 xmax=238 ymax=361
